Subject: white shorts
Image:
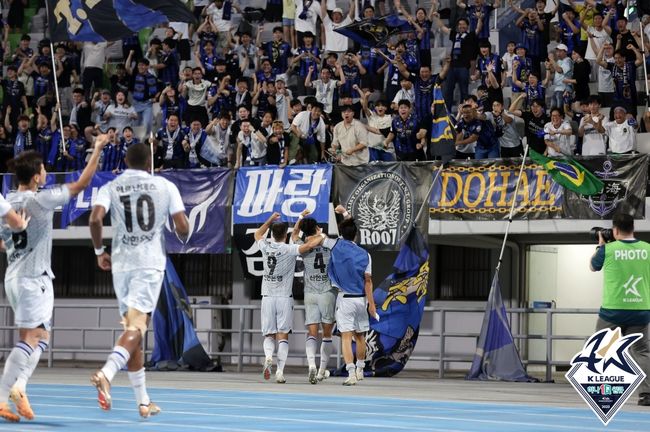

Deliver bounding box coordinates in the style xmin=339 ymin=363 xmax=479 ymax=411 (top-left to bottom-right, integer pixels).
xmin=5 ymin=275 xmax=54 ymax=330
xmin=261 ymin=296 xmax=293 ymax=335
xmin=304 ymin=291 xmax=336 ymax=326
xmin=335 ymin=293 xmax=369 ymax=333
xmin=112 ymin=269 xmax=164 ymax=317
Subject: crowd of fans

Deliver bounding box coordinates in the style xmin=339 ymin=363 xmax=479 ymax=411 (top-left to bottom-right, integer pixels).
xmin=1 ymin=0 xmax=650 ymax=173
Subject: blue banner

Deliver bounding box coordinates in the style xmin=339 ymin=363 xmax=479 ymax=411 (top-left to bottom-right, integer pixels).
xmin=2 ymin=173 xmax=59 ymax=196
xmin=160 ymin=168 xmax=232 ymax=254
xmin=59 ymin=168 xmax=231 ymax=253
xmin=60 ymin=171 xmax=117 ymax=228
xmin=233 ymin=165 xmax=332 ymax=224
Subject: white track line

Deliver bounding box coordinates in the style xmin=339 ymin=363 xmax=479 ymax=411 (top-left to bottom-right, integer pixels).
xmin=29 ymin=401 xmax=642 ymax=432
xmin=25 ymin=391 xmax=650 ymax=427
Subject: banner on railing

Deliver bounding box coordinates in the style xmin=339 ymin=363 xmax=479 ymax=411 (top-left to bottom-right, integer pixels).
xmin=333 ymin=162 xmax=435 ymax=251
xmin=58 ymin=168 xmax=232 ymax=253
xmin=429 ymin=159 xmax=564 ymax=220
xmin=562 ymin=155 xmax=648 ymax=219
xmin=429 ymin=156 xmax=647 ymax=220
xmin=232 ymin=165 xmax=332 ymax=279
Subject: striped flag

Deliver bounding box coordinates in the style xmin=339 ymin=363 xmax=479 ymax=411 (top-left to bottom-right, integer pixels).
xmin=429 ymin=85 xmax=455 ymax=161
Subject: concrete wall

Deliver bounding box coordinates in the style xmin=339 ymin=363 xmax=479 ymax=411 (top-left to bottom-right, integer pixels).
xmin=526 ymin=245 xmax=602 ymax=370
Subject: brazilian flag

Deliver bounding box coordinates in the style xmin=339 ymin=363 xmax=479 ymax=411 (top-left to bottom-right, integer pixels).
xmin=529 ymin=149 xmax=604 ymax=195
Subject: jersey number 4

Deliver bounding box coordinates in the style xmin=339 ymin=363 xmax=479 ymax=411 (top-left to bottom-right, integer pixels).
xmin=314 ymin=252 xmax=326 ymax=273
xmin=11 ymin=231 xmax=27 ymax=250
xmin=119 ymin=194 xmax=155 ymax=233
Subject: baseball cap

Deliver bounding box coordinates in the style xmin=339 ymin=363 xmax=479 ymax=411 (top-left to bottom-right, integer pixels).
xmin=556 ymin=44 xmax=568 ymax=51
xmin=333 ymin=7 xmax=343 ymax=14
xmin=613 ymin=106 xmax=627 ymax=113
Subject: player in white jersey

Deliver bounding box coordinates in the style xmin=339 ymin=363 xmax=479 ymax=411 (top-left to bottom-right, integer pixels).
xmin=254 ymin=212 xmax=320 ymax=383
xmin=89 ymin=143 xmax=189 ymax=418
xmin=0 ymin=137 xmax=109 ymax=422
xmin=292 ymin=212 xmax=337 ymax=384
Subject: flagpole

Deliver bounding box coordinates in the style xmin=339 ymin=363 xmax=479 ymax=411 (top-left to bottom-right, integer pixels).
xmin=150 ymin=131 xmax=155 ymax=175
xmin=414 ymin=162 xmax=445 ymax=224
xmin=48 ymin=45 xmax=66 ymax=159
xmin=495 ymin=145 xmax=529 ymax=273
xmin=640 ymin=21 xmax=649 ymax=99
xmin=43 ymin=1 xmax=66 ymax=159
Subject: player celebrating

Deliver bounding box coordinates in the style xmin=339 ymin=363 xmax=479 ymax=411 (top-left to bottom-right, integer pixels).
xmin=0 ymin=136 xmax=109 ymax=422
xmin=292 ymin=211 xmax=337 ymax=384
xmin=255 ymin=212 xmax=319 ymax=384
xmin=89 ymin=143 xmax=189 ymax=418
xmin=312 ymin=206 xmax=376 ymax=386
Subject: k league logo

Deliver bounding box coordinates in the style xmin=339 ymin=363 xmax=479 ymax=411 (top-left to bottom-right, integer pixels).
xmin=347 ymin=172 xmax=412 ymax=247
xmin=566 ymin=327 xmax=646 ymax=426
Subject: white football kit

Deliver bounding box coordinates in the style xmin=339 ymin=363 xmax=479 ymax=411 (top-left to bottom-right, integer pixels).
xmin=2 ymin=186 xmax=71 ymax=329
xmin=257 ymin=238 xmax=300 ymax=335
xmin=94 ymin=170 xmax=185 ymax=316
xmin=296 ymin=240 xmax=336 ymax=325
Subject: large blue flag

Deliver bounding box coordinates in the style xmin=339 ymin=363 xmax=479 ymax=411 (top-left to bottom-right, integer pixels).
xmin=365 ymin=226 xmax=429 ymax=377
xmin=150 ymin=258 xmax=214 ymax=370
xmin=334 ymin=14 xmax=412 ymax=47
xmin=48 ymin=0 xmax=196 ymax=42
xmin=466 ymin=273 xmax=537 ymax=381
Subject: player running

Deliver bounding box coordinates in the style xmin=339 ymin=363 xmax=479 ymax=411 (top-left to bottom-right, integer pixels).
xmin=292 ymin=211 xmax=337 ymax=384
xmin=89 ymin=143 xmax=189 ymax=418
xmin=0 ymin=136 xmax=109 ymax=422
xmin=255 ymin=212 xmax=320 ymax=384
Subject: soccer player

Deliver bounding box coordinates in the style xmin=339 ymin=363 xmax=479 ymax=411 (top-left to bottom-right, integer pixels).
xmin=292 ymin=212 xmax=337 ymax=384
xmin=255 ymin=212 xmax=319 ymax=384
xmin=89 ymin=143 xmax=189 ymax=418
xmin=0 ymin=135 xmax=109 ymax=422
xmin=311 ymin=206 xmax=377 ymax=386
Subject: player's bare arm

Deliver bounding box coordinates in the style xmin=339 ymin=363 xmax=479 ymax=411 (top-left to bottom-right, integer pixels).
xmin=67 ymin=134 xmax=110 ymax=197
xmin=254 ymin=212 xmax=281 ymax=241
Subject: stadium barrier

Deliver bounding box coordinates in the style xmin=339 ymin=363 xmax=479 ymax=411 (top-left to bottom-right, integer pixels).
xmin=0 ymin=303 xmax=598 ymax=381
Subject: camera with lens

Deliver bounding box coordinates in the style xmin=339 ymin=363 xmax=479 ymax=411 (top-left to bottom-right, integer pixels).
xmin=590 ymin=227 xmax=615 ymax=243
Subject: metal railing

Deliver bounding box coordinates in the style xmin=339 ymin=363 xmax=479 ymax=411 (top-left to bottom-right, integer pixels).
xmin=0 ymin=303 xmax=598 ymax=381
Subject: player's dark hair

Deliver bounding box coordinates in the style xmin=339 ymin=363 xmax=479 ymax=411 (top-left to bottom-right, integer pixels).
xmin=7 ymin=151 xmax=43 ymax=185
xmin=339 ymin=218 xmax=358 ymax=241
xmin=301 ymin=217 xmax=318 ymax=236
xmin=613 ymin=212 xmax=634 ymax=234
xmin=125 ymin=143 xmax=151 ymax=171
xmin=271 ymin=222 xmax=288 ymax=241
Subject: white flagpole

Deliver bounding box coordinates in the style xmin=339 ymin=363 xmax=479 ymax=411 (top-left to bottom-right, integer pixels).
xmin=49 ymin=42 xmax=66 ymax=159
xmin=495 ymin=144 xmax=530 ymax=273
xmin=150 ymin=131 xmax=155 ymax=175
xmin=640 ymin=21 xmax=649 ymax=99
xmin=43 ymin=0 xmax=66 ymax=160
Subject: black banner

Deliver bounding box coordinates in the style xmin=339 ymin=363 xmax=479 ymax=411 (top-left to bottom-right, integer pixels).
xmin=563 ymin=155 xmax=648 ymax=219
xmin=333 ymin=162 xmax=435 ymax=251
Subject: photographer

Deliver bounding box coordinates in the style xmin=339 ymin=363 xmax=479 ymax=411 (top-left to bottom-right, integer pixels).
xmin=590 ymin=213 xmax=650 ymax=406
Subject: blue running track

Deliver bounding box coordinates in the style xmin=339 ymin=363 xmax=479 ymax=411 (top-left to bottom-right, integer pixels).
xmin=0 ymin=384 xmax=648 ymax=431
